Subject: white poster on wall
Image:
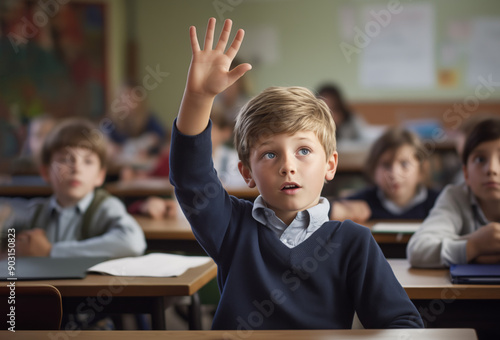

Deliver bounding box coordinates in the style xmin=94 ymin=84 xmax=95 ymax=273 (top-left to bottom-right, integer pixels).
xmin=467 ymin=18 xmax=500 ymax=87
xmin=359 ymin=3 xmax=435 ymax=88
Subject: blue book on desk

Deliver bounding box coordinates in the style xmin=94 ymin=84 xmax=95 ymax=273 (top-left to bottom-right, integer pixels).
xmin=450 ymin=264 xmax=500 ymax=284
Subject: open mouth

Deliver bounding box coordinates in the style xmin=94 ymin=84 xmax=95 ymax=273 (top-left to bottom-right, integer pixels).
xmin=281 ymin=183 xmax=301 ymax=191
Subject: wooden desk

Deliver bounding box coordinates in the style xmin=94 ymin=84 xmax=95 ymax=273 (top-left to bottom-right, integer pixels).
xmin=0 ymin=329 xmax=479 ymax=340
xmin=0 ymin=184 xmax=52 ymax=197
xmin=389 ymin=259 xmax=500 ymax=300
xmin=2 ymin=261 xmax=216 ymax=330
xmin=389 ymin=259 xmax=500 ymax=339
xmin=135 ymin=215 xmax=204 ymax=254
xmin=104 ymin=178 xmax=173 ymax=198
xmin=105 ymin=179 xmax=258 ymax=200
xmin=366 ymin=220 xmax=420 ymax=258
xmin=136 ymin=215 xmax=195 ymax=241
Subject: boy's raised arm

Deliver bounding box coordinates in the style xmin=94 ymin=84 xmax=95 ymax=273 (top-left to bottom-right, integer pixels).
xmin=176 ymin=18 xmax=251 ymax=136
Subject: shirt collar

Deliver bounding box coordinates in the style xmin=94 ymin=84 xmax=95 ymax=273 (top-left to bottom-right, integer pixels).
xmin=377 ymin=185 xmax=428 ymax=215
xmin=252 ymin=195 xmax=330 ymax=234
xmin=49 ymin=191 xmax=95 ymax=215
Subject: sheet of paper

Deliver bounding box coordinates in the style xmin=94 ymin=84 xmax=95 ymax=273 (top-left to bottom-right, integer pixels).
xmin=371 ymin=222 xmax=421 ymax=234
xmin=359 ymin=3 xmax=435 ymax=88
xmin=467 ymin=18 xmax=500 ymax=87
xmin=87 ymin=253 xmax=211 ymax=277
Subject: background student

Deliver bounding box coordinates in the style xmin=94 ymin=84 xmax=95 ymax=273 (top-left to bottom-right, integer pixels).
xmin=170 ymin=17 xmax=423 ymax=329
xmin=106 ymin=80 xmax=168 ymax=166
xmin=316 ymin=83 xmax=370 ymax=144
xmin=1 ymin=118 xmax=146 ymax=257
xmin=330 ymin=127 xmax=440 ymax=222
xmin=127 ymin=107 xmax=245 ymax=219
xmin=407 ymin=117 xmax=500 ymax=268
xmin=8 ymin=114 xmax=57 ymax=176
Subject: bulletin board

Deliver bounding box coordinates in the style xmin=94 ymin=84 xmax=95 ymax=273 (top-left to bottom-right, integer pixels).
xmin=0 ymin=0 xmax=108 ymax=122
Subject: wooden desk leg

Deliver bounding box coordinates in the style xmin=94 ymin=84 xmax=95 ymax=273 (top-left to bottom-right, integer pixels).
xmin=188 ymin=292 xmax=202 ymax=330
xmin=151 ymin=297 xmax=166 ymax=330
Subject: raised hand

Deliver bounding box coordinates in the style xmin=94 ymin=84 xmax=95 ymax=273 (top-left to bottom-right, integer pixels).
xmin=177 ymin=18 xmax=251 ymax=136
xmin=186 ymin=17 xmax=251 ymax=97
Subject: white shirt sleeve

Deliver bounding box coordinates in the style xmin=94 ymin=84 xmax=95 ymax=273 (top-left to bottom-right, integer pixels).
xmin=50 ymin=196 xmax=146 ymax=258
xmin=407 ymin=184 xmax=471 ymax=268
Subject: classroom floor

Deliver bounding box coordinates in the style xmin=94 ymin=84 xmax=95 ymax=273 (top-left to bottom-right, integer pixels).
xmin=121 ymin=299 xmax=216 ymax=330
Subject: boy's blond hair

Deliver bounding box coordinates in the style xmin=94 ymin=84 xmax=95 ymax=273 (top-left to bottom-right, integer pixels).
xmin=234 ymin=86 xmax=336 ymax=168
xmin=41 ymin=118 xmax=108 ymax=168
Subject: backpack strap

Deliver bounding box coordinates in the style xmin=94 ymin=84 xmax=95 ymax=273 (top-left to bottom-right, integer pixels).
xmin=80 ymin=188 xmax=110 ymax=240
xmin=30 ymin=200 xmax=51 ymax=231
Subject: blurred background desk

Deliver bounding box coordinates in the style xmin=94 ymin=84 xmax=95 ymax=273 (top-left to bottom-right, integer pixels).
xmin=366 ymin=220 xmax=421 ymax=258
xmin=389 ymin=259 xmax=500 ymax=340
xmin=135 ymin=214 xmax=203 ymax=254
xmin=137 ymin=216 xmax=419 ymax=258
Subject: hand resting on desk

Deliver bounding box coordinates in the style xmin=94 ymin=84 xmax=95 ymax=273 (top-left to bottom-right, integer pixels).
xmin=330 ymin=199 xmax=371 ymax=223
xmin=16 ymin=229 xmax=52 ymax=257
xmin=139 ymin=197 xmax=178 ymax=220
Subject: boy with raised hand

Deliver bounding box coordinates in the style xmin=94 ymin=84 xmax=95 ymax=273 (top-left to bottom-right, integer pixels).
xmin=170 ymin=18 xmax=423 ymax=330
xmin=2 ymin=118 xmax=146 ymax=258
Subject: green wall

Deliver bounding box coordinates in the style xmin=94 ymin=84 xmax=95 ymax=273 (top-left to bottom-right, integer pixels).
xmin=134 ymin=0 xmax=500 ymax=127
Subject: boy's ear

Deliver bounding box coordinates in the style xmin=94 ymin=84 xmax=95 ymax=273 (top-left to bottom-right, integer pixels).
xmin=325 ymin=151 xmax=338 ymax=181
xmin=238 ymin=161 xmax=256 ymax=188
xmin=94 ymin=167 xmax=107 ymax=187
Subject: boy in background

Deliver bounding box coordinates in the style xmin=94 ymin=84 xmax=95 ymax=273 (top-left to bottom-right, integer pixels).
xmin=170 ymin=18 xmax=423 ymax=329
xmin=1 ymin=118 xmax=146 ymax=258
xmin=408 ymin=117 xmax=500 ymax=267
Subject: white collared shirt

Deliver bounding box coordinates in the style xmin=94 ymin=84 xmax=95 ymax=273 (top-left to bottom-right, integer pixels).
xmin=252 ymin=196 xmax=330 ymax=248
xmin=377 ymin=186 xmax=428 ymax=215
xmin=47 ymin=191 xmax=94 ymax=242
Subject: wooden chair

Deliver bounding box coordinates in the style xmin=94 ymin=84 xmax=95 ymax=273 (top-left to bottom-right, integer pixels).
xmin=0 ymin=284 xmax=62 ymax=330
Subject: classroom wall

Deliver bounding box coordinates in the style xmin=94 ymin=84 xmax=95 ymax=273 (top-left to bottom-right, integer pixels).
xmin=133 ymin=0 xmax=500 ymax=128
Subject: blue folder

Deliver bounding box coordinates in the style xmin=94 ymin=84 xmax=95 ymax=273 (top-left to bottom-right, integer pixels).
xmin=0 ymin=257 xmax=109 ymax=280
xmin=450 ymin=264 xmax=500 ymax=284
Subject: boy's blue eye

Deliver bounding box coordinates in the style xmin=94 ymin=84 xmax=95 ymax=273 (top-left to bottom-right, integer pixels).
xmin=473 ymin=156 xmax=486 ymax=164
xmin=298 ymin=148 xmax=310 ymax=156
xmin=263 ymin=152 xmax=276 ymax=159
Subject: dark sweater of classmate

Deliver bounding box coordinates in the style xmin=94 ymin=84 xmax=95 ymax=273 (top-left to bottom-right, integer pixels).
xmin=345 ymin=186 xmax=440 ymax=220
xmin=170 ymin=121 xmax=423 ymax=330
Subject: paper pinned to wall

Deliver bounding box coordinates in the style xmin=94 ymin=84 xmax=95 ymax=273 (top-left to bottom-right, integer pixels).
xmin=238 ymin=25 xmax=280 ymax=65
xmin=467 ymin=18 xmax=500 ymax=87
xmin=359 ymin=3 xmax=435 ymax=88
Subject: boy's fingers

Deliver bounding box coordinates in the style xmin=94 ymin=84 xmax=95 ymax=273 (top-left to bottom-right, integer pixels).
xmin=225 ymin=29 xmax=245 ymax=60
xmin=189 ymin=26 xmax=200 ymax=53
xmin=228 ymin=63 xmax=252 ymax=84
xmin=215 ymin=19 xmax=232 ymax=52
xmin=203 ymin=17 xmax=216 ymax=50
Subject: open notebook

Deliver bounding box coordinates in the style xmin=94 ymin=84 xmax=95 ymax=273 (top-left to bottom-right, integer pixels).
xmin=0 ymin=253 xmax=211 ymax=280
xmin=86 ymin=253 xmax=211 ymax=277
xmin=370 ymin=222 xmax=421 ymax=234
xmin=450 ymin=264 xmax=500 ymax=284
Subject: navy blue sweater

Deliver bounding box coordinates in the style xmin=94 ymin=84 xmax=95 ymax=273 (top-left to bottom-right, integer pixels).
xmin=170 ymin=121 xmax=423 ymax=330
xmin=346 ymin=186 xmax=440 ymax=220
